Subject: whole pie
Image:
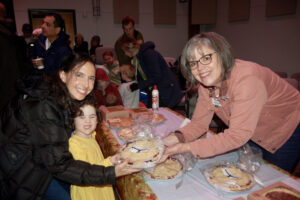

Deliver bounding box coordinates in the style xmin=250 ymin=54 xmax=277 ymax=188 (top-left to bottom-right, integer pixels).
xmin=117 ymin=128 xmax=136 ymax=141
xmin=204 ymin=164 xmax=254 ymax=192
xmin=153 ymin=113 xmax=165 ymax=124
xmin=145 ymin=157 xmax=183 ymax=180
xmin=137 ymin=113 xmax=165 ymax=124
xmin=263 ymin=186 xmax=300 ymax=200
xmin=108 ymin=117 xmax=134 ymax=128
xmin=120 ymin=139 xmax=163 ymax=168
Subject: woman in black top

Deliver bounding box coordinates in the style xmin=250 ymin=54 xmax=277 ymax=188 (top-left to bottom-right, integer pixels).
xmin=0 ymin=53 xmax=139 ymax=200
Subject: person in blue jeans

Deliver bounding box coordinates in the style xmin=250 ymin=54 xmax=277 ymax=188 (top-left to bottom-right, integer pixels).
xmin=44 ymin=179 xmax=71 ymax=200
xmin=0 ymin=53 xmax=140 ymax=200
xmin=249 ymin=123 xmax=300 ymax=173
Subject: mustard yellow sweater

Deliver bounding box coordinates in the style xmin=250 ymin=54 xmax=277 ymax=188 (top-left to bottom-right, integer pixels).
xmin=69 ymin=132 xmax=115 ymax=200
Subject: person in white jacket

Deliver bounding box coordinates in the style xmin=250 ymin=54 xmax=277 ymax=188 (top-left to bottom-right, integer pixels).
xmin=119 ymin=64 xmax=140 ymax=108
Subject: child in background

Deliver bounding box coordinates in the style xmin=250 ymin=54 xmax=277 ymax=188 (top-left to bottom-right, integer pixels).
xmin=68 ymin=97 xmax=118 ymax=200
xmin=103 ymin=50 xmax=121 ymax=87
xmin=119 ymin=64 xmax=140 ymax=108
xmin=95 ymin=68 xmax=123 ymax=107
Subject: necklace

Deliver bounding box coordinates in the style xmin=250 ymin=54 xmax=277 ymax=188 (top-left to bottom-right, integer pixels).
xmin=209 ymin=87 xmax=226 ymax=107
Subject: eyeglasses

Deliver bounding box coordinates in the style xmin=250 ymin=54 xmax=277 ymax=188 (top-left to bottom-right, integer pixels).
xmin=188 ymin=52 xmax=216 ymax=70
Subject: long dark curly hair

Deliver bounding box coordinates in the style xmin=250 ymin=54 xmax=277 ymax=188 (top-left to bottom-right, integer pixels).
xmin=45 ymin=53 xmax=97 ymax=121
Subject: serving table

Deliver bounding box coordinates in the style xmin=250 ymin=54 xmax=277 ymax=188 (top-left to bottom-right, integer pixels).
xmin=95 ymin=108 xmax=300 ymax=200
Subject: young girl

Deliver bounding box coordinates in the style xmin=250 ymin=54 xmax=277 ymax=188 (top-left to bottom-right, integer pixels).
xmin=119 ymin=64 xmax=140 ymax=108
xmin=103 ymin=50 xmax=121 ymax=87
xmin=0 ymin=53 xmax=139 ymax=200
xmin=69 ymin=96 xmax=118 ymax=200
xmin=95 ymin=68 xmax=123 ymax=107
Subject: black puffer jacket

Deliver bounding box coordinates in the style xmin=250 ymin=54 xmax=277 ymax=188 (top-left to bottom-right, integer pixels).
xmin=0 ymin=77 xmax=115 ymax=200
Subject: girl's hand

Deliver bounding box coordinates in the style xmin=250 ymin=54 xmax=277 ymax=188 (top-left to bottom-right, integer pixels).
xmin=114 ymin=159 xmax=141 ymax=177
xmin=110 ymin=154 xmax=120 ymax=165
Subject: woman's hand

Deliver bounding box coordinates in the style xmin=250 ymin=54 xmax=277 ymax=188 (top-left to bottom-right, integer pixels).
xmin=165 ymin=143 xmax=185 ymax=155
xmin=158 ymin=142 xmax=191 ymax=164
xmin=163 ymin=133 xmax=180 ymax=146
xmin=164 ymin=143 xmax=191 ymax=157
xmin=114 ymin=159 xmax=141 ymax=177
xmin=157 ymin=152 xmax=169 ymax=164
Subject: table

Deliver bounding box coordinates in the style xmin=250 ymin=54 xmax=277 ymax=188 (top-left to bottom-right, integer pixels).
xmin=96 ymin=108 xmax=184 ymax=200
xmin=96 ymin=108 xmax=299 ymax=200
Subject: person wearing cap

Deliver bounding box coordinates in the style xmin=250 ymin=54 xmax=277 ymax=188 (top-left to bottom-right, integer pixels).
xmin=95 ymin=68 xmax=123 ymax=107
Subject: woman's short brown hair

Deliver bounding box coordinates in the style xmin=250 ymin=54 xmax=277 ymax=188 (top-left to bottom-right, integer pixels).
xmin=180 ymin=32 xmax=235 ymax=86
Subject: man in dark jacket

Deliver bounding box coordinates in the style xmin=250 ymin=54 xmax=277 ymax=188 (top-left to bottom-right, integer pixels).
xmin=30 ymin=13 xmax=72 ymax=74
xmin=122 ymin=39 xmax=184 ymax=108
xmin=0 ymin=3 xmax=20 ymax=112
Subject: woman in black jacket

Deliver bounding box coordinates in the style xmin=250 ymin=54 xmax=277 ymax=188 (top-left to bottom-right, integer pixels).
xmin=0 ymin=53 xmax=139 ymax=200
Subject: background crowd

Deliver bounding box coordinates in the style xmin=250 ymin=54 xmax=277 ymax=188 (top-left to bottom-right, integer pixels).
xmin=0 ymin=3 xmax=299 ymax=200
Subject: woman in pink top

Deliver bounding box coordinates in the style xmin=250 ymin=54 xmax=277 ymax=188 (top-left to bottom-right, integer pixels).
xmin=163 ymin=32 xmax=300 ymax=172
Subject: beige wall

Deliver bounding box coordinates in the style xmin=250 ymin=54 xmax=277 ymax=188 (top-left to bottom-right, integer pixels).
xmin=206 ymin=0 xmax=300 ymax=76
xmin=13 ymin=0 xmax=189 ymax=59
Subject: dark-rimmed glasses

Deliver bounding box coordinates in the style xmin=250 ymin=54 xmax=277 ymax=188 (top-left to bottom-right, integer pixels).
xmin=188 ymin=52 xmax=216 ymax=70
